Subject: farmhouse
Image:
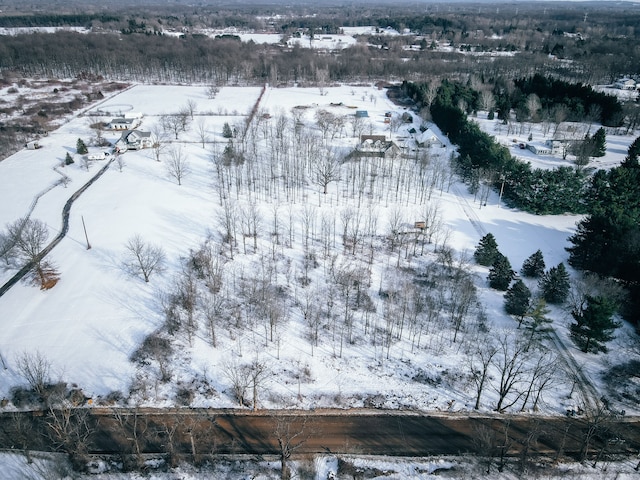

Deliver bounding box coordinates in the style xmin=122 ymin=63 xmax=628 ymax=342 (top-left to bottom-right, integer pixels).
xmin=351 ymin=135 xmax=401 ymax=159
xmin=115 ymin=130 xmax=154 ymax=152
xmin=415 ymin=127 xmax=445 ymax=148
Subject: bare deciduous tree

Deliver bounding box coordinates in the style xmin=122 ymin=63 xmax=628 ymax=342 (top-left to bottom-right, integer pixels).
xmin=492 ymin=334 xmax=530 ymax=412
xmin=222 ymin=359 xmax=251 ymax=407
xmin=467 ymin=338 xmax=498 ymax=409
xmin=124 ymin=234 xmax=166 ymax=282
xmin=150 ymin=124 xmax=168 ymax=162
xmin=314 ymin=150 xmax=341 ymax=195
xmin=480 ymin=90 xmax=496 ymax=112
xmin=161 ymin=112 xmax=187 ymax=140
xmin=248 ymin=360 xmax=270 ymax=410
xmin=8 ymin=217 xmax=54 ymax=287
xmin=195 ymin=119 xmax=209 ymax=148
xmin=45 ymin=407 xmax=95 ymax=469
xmin=472 ymin=422 xmax=497 ymax=474
xmin=165 ymin=146 xmax=191 ymax=186
xmin=15 ymin=350 xmax=52 ymax=399
xmin=217 ymin=198 xmax=238 ymax=259
xmin=206 ymin=84 xmax=219 ymax=99
xmin=185 ymin=99 xmax=197 ymax=119
xmin=272 ymin=414 xmax=309 ymax=480
xmin=109 ymin=407 xmax=148 ymax=469
xmin=525 ymin=94 xmax=541 ymax=121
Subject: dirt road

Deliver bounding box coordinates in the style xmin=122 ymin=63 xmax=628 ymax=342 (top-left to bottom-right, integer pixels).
xmin=3 ymin=408 xmax=637 ymax=459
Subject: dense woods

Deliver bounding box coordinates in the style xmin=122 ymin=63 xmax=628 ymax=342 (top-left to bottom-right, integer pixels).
xmin=0 ymin=1 xmax=639 ymax=85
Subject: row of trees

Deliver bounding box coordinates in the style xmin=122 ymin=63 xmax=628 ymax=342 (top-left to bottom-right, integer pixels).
xmin=4 ymin=349 xmax=309 ymax=476
xmin=406 ymin=78 xmax=617 ymax=215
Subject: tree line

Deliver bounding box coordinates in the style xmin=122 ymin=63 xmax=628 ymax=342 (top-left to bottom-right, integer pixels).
xmin=406 ymin=78 xmax=596 ymax=215
xmin=0 ymin=14 xmax=119 ymax=28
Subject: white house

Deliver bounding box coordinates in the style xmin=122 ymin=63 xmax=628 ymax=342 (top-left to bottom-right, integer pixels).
xmin=415 ymin=128 xmax=445 ymax=148
xmin=352 ymin=135 xmax=400 ymax=159
xmin=526 ymin=142 xmax=552 ymax=155
xmin=614 ymin=78 xmax=636 ymax=90
xmin=115 ymin=130 xmax=154 ymax=152
xmin=544 ymin=139 xmax=573 ymax=155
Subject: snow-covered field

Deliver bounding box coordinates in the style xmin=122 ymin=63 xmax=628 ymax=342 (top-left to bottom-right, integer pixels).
xmin=0 ymin=83 xmax=638 ymax=419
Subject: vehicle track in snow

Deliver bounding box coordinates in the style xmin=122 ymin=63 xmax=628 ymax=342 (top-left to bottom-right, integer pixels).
xmin=451 ymin=182 xmax=600 ymax=415
xmin=451 ymin=183 xmax=487 ymax=238
xmin=0 ymin=156 xmax=115 ymax=298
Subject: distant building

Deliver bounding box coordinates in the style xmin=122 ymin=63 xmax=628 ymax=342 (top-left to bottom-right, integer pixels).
xmin=355 ymin=110 xmax=369 ymax=118
xmin=614 ymin=78 xmax=636 ymax=90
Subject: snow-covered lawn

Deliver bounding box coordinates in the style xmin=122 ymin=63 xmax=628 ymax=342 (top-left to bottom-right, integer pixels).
xmin=0 ymin=83 xmax=638 ymax=418
xmin=1 ymin=451 xmax=639 ymax=480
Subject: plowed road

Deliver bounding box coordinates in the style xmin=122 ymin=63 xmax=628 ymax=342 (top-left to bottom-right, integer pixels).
xmin=3 ymin=409 xmax=638 ymax=458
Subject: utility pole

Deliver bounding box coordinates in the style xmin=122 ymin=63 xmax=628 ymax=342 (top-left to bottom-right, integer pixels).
xmin=82 ymin=215 xmax=91 ymax=250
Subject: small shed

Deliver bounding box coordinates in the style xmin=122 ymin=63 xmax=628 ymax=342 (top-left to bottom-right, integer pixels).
xmin=355 ymin=110 xmax=369 ymax=118
xmin=87 ymin=152 xmax=107 ymax=161
xmin=25 ymin=140 xmax=41 ymax=150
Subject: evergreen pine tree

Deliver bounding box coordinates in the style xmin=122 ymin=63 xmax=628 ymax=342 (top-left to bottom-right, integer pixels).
xmin=539 ymin=262 xmax=570 ymax=304
xmin=591 ymin=127 xmax=606 ymax=157
xmin=474 ymin=233 xmax=499 ymax=266
xmin=64 ymin=152 xmax=74 ymax=165
xmin=521 ymin=250 xmax=545 ymax=278
xmin=76 ymin=138 xmax=88 ymax=155
xmin=524 ymin=298 xmax=552 ymax=350
xmin=504 ymin=279 xmax=531 ymax=325
xmin=621 ymin=135 xmax=640 ymax=168
xmin=570 ymin=295 xmax=620 ymax=353
xmin=488 ymin=252 xmax=514 ymax=291
xmin=222 ymin=122 xmax=233 ymax=139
